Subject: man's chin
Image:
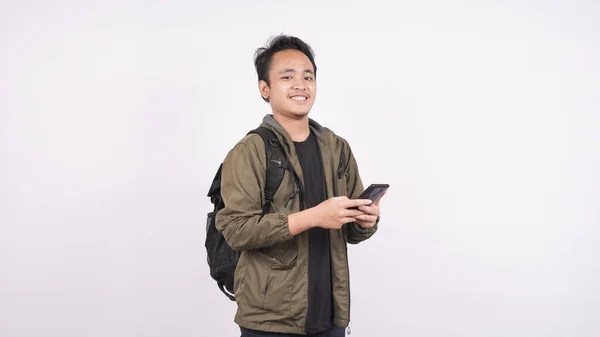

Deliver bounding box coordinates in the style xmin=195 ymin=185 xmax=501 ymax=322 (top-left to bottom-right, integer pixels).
xmin=274 ymin=110 xmax=310 ymax=119
xmin=291 ymin=110 xmax=310 ymax=118
xmin=272 ymin=105 xmax=312 ymax=119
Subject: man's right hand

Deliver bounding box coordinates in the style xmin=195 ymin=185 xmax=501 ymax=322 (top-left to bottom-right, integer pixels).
xmin=313 ymin=197 xmax=373 ymax=229
xmin=288 ymin=197 xmax=372 ymax=235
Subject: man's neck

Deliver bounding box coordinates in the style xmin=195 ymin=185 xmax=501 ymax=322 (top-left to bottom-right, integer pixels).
xmin=272 ymin=113 xmax=310 ymax=142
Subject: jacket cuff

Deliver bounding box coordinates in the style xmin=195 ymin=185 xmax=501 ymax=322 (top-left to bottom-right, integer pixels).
xmin=279 ymin=213 xmax=293 ymax=241
xmin=352 ymin=216 xmax=379 ymax=233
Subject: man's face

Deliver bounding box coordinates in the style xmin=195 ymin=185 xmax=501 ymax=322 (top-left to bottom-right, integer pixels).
xmin=259 ymin=49 xmax=316 ymax=119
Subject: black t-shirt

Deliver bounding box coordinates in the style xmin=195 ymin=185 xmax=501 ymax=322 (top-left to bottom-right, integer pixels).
xmin=294 ymin=131 xmax=333 ymax=334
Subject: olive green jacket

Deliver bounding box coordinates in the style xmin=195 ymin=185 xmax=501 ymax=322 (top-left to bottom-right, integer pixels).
xmin=216 ymin=115 xmax=377 ymax=334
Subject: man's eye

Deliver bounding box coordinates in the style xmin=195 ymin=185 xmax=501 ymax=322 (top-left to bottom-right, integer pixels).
xmin=281 ymin=76 xmax=292 ymax=80
xmin=305 ymin=76 xmax=314 ymax=81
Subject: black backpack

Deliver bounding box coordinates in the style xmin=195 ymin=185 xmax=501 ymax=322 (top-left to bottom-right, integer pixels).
xmin=205 ymin=126 xmax=288 ymax=301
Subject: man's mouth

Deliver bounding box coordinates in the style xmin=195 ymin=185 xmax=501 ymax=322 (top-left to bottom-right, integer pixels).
xmin=290 ymin=95 xmax=308 ymax=101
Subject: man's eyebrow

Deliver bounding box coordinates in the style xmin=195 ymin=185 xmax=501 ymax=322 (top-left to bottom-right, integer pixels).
xmin=278 ymin=68 xmax=315 ymax=75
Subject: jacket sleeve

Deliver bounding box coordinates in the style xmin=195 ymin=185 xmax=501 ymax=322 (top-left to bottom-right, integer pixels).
xmin=215 ymin=142 xmax=293 ymax=251
xmin=343 ymin=142 xmax=379 ymax=244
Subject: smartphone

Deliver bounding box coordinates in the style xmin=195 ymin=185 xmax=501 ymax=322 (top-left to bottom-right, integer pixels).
xmin=356 ymin=184 xmax=389 ymax=202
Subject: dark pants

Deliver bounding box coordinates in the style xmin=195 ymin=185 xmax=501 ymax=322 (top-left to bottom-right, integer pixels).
xmin=240 ymin=325 xmax=345 ymax=337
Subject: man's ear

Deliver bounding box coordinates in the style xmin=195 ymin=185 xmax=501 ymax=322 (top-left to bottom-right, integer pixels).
xmin=258 ymin=80 xmax=270 ymax=102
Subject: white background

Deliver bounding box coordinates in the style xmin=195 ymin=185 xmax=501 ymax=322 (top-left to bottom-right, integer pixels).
xmin=1 ymin=1 xmax=599 ymax=336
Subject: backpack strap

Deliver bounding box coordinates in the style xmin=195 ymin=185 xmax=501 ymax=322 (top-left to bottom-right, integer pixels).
xmin=338 ymin=141 xmax=347 ymax=180
xmin=218 ymin=281 xmax=235 ymax=301
xmin=207 ymin=163 xmax=224 ymax=210
xmin=247 ymin=126 xmax=288 ymax=214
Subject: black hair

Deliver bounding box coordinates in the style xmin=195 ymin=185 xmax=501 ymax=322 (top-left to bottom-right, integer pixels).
xmin=254 ymin=34 xmax=317 ymax=102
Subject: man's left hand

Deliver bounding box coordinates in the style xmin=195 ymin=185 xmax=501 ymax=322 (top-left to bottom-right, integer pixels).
xmin=354 ymin=191 xmax=386 ymax=229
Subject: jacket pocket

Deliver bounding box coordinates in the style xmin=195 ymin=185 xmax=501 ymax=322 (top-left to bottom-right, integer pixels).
xmin=260 ymin=251 xmax=297 ymax=316
xmin=240 ymin=249 xmax=298 ymax=316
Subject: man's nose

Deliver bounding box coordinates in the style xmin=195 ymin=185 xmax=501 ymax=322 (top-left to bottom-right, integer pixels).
xmin=292 ymin=80 xmax=307 ymax=90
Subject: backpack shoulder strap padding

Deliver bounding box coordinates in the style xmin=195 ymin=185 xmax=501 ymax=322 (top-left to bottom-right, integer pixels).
xmin=247 ymin=126 xmax=288 ymax=214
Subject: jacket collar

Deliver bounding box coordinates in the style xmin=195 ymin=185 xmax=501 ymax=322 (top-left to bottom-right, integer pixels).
xmin=261 ymin=114 xmax=325 ymax=142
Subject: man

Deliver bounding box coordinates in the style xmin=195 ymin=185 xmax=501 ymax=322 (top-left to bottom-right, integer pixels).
xmin=216 ymin=34 xmax=385 ymax=337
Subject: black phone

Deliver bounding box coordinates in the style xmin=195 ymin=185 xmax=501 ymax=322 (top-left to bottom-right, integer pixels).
xmin=356 ymin=184 xmax=389 ymax=202
xmin=348 ymin=184 xmax=389 ymax=209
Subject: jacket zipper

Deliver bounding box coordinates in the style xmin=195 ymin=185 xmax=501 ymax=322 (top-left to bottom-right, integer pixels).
xmin=265 ymin=125 xmax=310 ymax=334
xmin=333 ymin=145 xmax=352 ymax=334
xmin=344 ymin=228 xmax=351 ymax=334
xmin=290 ymin=158 xmax=308 ymax=335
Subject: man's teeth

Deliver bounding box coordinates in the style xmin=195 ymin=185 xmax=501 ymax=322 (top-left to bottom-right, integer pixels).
xmin=291 ymin=96 xmax=307 ymax=101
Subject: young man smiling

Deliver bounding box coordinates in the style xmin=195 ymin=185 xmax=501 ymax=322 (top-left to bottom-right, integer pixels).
xmin=216 ymin=35 xmax=385 ymax=337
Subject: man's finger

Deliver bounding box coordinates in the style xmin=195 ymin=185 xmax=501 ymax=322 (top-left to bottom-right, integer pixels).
xmin=355 ymin=214 xmax=378 ymax=222
xmin=357 ymin=205 xmax=377 ymax=215
xmin=344 ymin=209 xmax=365 ymax=218
xmin=344 ymin=198 xmax=373 ymax=209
